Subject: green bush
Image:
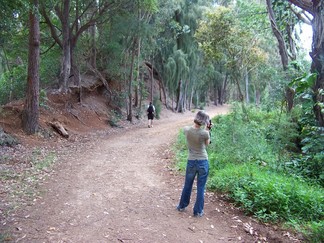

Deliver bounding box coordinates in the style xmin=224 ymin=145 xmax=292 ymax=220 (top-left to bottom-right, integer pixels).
xmin=208 ymin=163 xmax=323 ymax=223
xmin=174 ymin=128 xmax=187 ymax=171
xmin=39 ymin=48 xmax=61 ymax=87
xmin=208 ymin=104 xmax=278 ymax=168
xmin=0 ymin=66 xmax=27 ymax=105
xmin=174 ymin=104 xmax=324 ymax=241
xmin=153 ymin=97 xmax=162 ymax=119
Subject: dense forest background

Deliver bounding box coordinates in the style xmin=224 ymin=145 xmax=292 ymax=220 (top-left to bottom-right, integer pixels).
xmin=0 ymin=0 xmax=323 ymax=241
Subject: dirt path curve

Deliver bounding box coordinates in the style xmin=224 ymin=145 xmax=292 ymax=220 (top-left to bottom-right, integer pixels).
xmin=7 ymin=105 xmax=261 ymax=243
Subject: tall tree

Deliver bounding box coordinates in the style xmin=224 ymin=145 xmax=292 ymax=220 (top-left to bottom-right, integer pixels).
xmin=266 ymin=0 xmax=289 ymax=70
xmin=22 ymin=0 xmax=40 ymax=134
xmin=124 ymin=0 xmax=157 ymax=121
xmin=286 ymin=0 xmax=324 ymax=126
xmin=40 ymin=0 xmax=120 ymax=92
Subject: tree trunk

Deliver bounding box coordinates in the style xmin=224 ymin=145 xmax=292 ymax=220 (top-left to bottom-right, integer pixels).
xmin=127 ymin=40 xmax=136 ymax=122
xmin=266 ymin=0 xmax=289 ymax=70
xmin=267 ymin=0 xmax=295 ymax=111
xmin=288 ymin=0 xmax=324 ymax=125
xmin=175 ymin=79 xmax=182 ymax=111
xmin=255 ymin=86 xmax=261 ymax=107
xmin=135 ymin=37 xmax=141 ymax=107
xmin=189 ymin=88 xmax=193 ymax=110
xmin=22 ymin=0 xmax=40 ymax=135
xmin=139 ymin=72 xmax=144 ymax=117
xmin=310 ymin=2 xmax=324 ymax=126
xmin=217 ymin=86 xmax=222 ymax=105
xmin=245 ymin=68 xmax=249 ymax=104
xmin=235 ymin=76 xmax=244 ymax=102
xmin=90 ymin=23 xmax=97 ymax=69
xmin=213 ymin=83 xmax=217 ymax=106
xmin=59 ymin=0 xmax=71 ymax=93
xmin=221 ymin=73 xmax=228 ymax=104
xmin=150 ymin=59 xmax=154 ymax=102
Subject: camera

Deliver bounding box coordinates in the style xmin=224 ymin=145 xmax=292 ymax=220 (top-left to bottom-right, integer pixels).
xmin=207 ymin=119 xmax=212 ymax=144
xmin=207 ymin=119 xmax=212 ymax=130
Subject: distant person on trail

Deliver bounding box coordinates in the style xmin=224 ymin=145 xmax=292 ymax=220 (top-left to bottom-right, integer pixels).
xmin=147 ymin=102 xmax=155 ymax=128
xmin=176 ymin=110 xmax=212 ymax=217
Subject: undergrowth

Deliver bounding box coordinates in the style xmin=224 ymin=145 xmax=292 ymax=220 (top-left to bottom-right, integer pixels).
xmin=174 ymin=105 xmax=324 ymax=242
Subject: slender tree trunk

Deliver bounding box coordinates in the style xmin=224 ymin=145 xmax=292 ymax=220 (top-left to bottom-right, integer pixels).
xmin=135 ymin=37 xmax=141 ymax=107
xmin=288 ymin=0 xmax=324 ymax=125
xmin=287 ymin=24 xmax=297 ymax=60
xmin=267 ymin=0 xmax=295 ymax=112
xmin=221 ymin=73 xmax=228 ymax=104
xmin=310 ymin=2 xmax=324 ymax=126
xmin=22 ymin=0 xmax=40 ymax=135
xmin=139 ymin=72 xmax=143 ymax=117
xmin=59 ymin=0 xmax=71 ymax=93
xmin=182 ymin=79 xmax=188 ymax=111
xmin=245 ymin=68 xmax=249 ymax=104
xmin=255 ymin=86 xmax=261 ymax=107
xmin=127 ymin=40 xmax=136 ymax=122
xmin=235 ymin=76 xmax=244 ymax=102
xmin=266 ymin=0 xmax=289 ymax=70
xmin=90 ymin=23 xmax=96 ymax=69
xmin=189 ymin=88 xmax=194 ymax=110
xmin=150 ymin=58 xmax=154 ymax=102
xmin=176 ymin=79 xmax=182 ymax=111
xmin=213 ymin=81 xmax=217 ymax=106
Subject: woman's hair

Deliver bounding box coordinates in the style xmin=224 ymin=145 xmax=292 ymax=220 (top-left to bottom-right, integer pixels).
xmin=194 ymin=111 xmax=210 ymax=126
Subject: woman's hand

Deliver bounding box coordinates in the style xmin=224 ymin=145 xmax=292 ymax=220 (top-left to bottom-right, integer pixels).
xmin=206 ymin=120 xmax=212 ymax=130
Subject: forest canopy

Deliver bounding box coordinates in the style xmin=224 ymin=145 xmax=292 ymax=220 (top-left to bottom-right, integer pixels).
xmin=1 ymin=0 xmax=323 ymax=241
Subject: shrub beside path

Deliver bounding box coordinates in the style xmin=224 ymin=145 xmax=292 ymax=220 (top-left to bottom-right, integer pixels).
xmin=3 ymin=105 xmax=294 ymax=242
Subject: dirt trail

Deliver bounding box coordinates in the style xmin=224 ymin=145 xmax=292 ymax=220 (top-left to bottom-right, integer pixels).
xmin=3 ymin=105 xmax=283 ymax=242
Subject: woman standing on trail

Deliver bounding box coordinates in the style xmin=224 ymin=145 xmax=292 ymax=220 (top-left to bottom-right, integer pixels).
xmin=147 ymin=102 xmax=155 ymax=128
xmin=177 ymin=110 xmax=212 ymax=217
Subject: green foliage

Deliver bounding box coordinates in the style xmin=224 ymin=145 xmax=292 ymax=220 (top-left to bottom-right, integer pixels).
xmin=0 ymin=65 xmax=27 ymax=105
xmin=302 ymin=221 xmax=324 ymax=243
xmin=208 ymin=103 xmax=278 ymax=168
xmin=153 ymin=96 xmax=162 ymax=119
xmin=208 ymin=163 xmax=323 ymax=223
xmin=285 ymin=72 xmax=324 ymax=186
xmin=174 ymin=128 xmax=187 ymax=172
xmin=39 ymin=47 xmax=61 ymax=87
xmin=31 ymin=149 xmax=56 ymax=171
xmin=175 ymin=104 xmax=323 ymax=240
xmin=108 ymin=109 xmax=123 ymax=127
xmin=39 ymin=89 xmax=48 ymax=109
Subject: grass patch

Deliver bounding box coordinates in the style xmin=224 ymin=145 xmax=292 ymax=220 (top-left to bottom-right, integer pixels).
xmin=208 ymin=163 xmax=323 ymax=223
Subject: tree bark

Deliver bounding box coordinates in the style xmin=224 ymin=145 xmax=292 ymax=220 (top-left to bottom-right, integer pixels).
xmin=135 ymin=37 xmax=141 ymax=107
xmin=310 ymin=1 xmax=324 ymax=126
xmin=245 ymin=67 xmax=249 ymax=104
xmin=288 ymin=0 xmax=324 ymax=125
xmin=266 ymin=0 xmax=289 ymax=70
xmin=41 ymin=0 xmax=114 ymax=93
xmin=127 ymin=39 xmax=137 ymax=122
xmin=22 ymin=0 xmax=40 ymax=135
xmin=59 ymin=0 xmax=71 ymax=93
xmin=150 ymin=59 xmax=154 ymax=102
xmin=267 ymin=0 xmax=295 ymax=111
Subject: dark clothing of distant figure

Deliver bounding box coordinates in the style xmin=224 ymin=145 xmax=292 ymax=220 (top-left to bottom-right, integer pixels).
xmin=147 ymin=102 xmax=155 ymax=128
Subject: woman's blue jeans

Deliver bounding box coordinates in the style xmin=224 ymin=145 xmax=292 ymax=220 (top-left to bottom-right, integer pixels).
xmin=178 ymin=159 xmax=209 ymax=215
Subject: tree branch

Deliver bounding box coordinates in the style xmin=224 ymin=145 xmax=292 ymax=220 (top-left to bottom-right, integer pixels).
xmin=288 ymin=0 xmax=313 ymax=15
xmin=40 ymin=3 xmax=63 ymax=48
xmin=289 ymin=4 xmax=312 ymax=25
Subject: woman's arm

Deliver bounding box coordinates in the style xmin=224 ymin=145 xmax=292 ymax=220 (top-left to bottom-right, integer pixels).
xmin=205 ymin=126 xmax=211 ymax=146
